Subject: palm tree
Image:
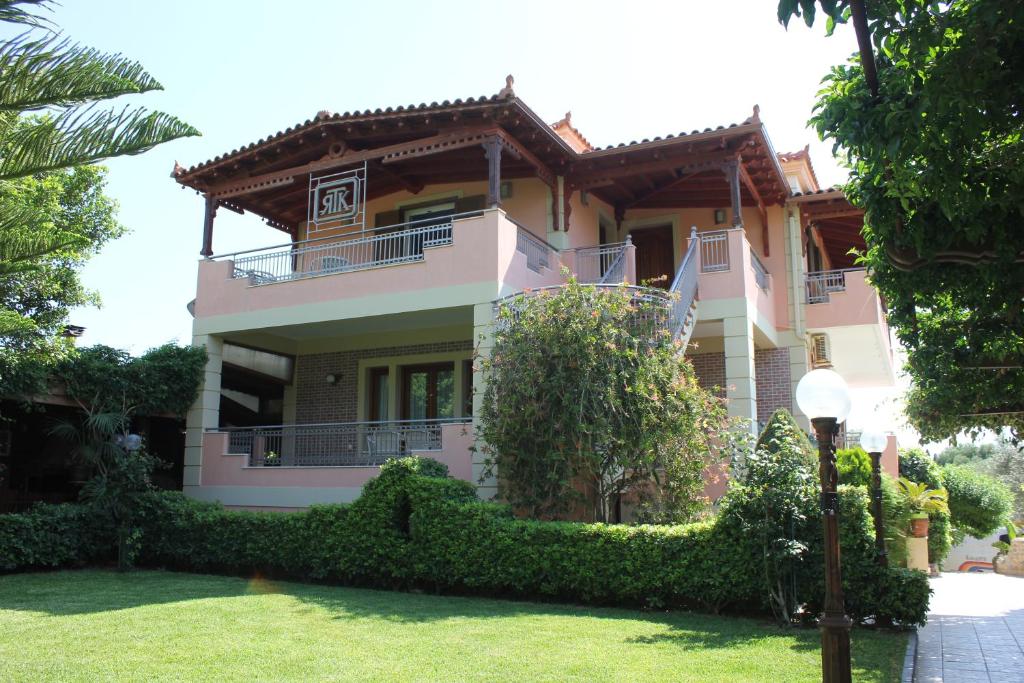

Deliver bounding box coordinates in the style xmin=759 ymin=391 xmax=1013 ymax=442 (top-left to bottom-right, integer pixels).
xmin=0 ymin=0 xmax=199 ymax=339
xmin=0 ymin=1 xmax=199 ymax=180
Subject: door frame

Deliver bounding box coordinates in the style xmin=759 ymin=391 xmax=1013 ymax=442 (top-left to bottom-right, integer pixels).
xmin=401 ymin=362 xmax=456 ymax=420
xmin=622 ymin=213 xmax=681 ymax=273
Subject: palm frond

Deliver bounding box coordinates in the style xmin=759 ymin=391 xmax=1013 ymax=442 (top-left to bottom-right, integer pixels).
xmin=0 ymin=0 xmax=53 ymax=30
xmin=0 ymin=104 xmax=199 ymax=179
xmin=0 ymin=33 xmax=165 ymax=112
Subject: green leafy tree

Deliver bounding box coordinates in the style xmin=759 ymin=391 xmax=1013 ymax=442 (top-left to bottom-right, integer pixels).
xmin=975 ymin=444 xmax=1024 ymax=522
xmin=936 ymin=442 xmax=998 ymax=466
xmin=941 ymin=464 xmax=1013 ymax=540
xmin=0 ymin=0 xmax=198 ymax=359
xmin=777 ymin=0 xmax=1024 ymax=441
xmin=478 ymin=277 xmax=729 ymax=523
xmin=0 ymin=163 xmax=121 ymax=396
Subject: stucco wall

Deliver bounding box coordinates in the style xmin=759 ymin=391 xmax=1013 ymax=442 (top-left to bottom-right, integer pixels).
xmin=295 ymin=340 xmax=473 ymax=424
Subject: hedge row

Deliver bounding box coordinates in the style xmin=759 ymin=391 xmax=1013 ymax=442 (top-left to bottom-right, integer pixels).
xmin=0 ymin=458 xmax=930 ymax=625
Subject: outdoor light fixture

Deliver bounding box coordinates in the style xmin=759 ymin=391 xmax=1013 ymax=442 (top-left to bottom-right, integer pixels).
xmin=714 ymin=208 xmax=727 ymax=224
xmin=325 ymin=373 xmax=338 ymax=385
xmin=795 ymin=368 xmax=853 ymax=683
xmin=860 ymin=429 xmax=890 ymax=568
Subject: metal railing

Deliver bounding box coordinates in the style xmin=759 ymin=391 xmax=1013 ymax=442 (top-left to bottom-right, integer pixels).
xmin=514 ymin=224 xmax=557 ymax=273
xmin=805 ymin=269 xmax=861 ymax=304
xmin=219 ymin=212 xmax=490 ymax=286
xmin=669 ymin=227 xmax=701 ymax=337
xmin=699 ymin=230 xmax=731 ymax=272
xmin=576 ymin=242 xmax=629 ymax=284
xmin=214 ymin=418 xmax=470 ymax=467
xmin=494 ymin=284 xmax=672 ymax=335
xmin=751 ymin=252 xmax=770 ymax=291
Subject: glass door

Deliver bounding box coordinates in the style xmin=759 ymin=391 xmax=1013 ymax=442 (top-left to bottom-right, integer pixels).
xmin=402 ymin=363 xmax=454 ymax=420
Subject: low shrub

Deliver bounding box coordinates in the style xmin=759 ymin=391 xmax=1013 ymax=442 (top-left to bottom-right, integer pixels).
xmin=836 ymin=447 xmax=872 ymax=487
xmin=0 ymin=503 xmax=111 ymax=571
xmin=0 ymin=456 xmax=930 ymax=626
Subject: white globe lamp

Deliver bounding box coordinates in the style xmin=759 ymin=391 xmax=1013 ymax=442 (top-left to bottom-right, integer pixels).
xmin=795 ymin=368 xmax=852 ymax=422
xmin=859 ymin=429 xmax=888 ymax=454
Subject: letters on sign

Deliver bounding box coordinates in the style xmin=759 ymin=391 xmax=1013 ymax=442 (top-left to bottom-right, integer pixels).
xmin=308 ymin=164 xmax=366 ymax=232
xmin=315 ymin=178 xmax=358 ymax=222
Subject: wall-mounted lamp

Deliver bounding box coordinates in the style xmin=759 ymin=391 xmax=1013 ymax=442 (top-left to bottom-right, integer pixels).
xmin=714 ymin=208 xmax=727 ymax=225
xmin=325 ymin=373 xmax=338 ymax=385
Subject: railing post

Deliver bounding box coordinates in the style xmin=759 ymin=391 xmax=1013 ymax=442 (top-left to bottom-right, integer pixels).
xmin=623 ymin=235 xmax=637 ymax=285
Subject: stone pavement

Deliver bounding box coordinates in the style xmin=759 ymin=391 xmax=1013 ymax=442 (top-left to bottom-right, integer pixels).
xmin=915 ymin=572 xmax=1024 ymax=682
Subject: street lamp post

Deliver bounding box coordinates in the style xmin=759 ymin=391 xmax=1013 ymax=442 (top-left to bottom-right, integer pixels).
xmin=860 ymin=429 xmax=890 ymax=568
xmin=796 ymin=369 xmax=853 ymax=683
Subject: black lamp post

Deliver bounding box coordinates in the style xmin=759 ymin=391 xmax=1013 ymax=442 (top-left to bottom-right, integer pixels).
xmin=860 ymin=430 xmax=890 ymax=568
xmin=797 ymin=369 xmax=853 ymax=683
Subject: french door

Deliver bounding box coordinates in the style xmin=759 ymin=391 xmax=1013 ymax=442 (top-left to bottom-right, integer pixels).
xmin=401 ymin=363 xmax=455 ymax=420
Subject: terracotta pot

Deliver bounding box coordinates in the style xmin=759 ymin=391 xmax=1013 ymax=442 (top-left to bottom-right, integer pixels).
xmin=910 ymin=515 xmax=930 ymax=538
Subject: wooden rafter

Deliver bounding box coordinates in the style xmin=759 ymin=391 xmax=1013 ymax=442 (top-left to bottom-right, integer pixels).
xmin=572 ymin=150 xmax=740 ymax=190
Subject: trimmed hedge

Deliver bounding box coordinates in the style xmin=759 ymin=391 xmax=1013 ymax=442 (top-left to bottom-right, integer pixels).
xmin=0 ymin=503 xmax=111 ymax=571
xmin=0 ymin=458 xmax=930 ymax=626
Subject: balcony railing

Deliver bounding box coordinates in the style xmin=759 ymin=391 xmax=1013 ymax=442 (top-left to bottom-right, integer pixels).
xmin=575 ymin=242 xmax=630 ymax=284
xmin=669 ymin=228 xmax=700 ymax=337
xmin=806 ymin=269 xmax=860 ymax=304
xmin=751 ymin=252 xmax=770 ymax=291
xmin=699 ymin=230 xmax=730 ymax=272
xmin=216 ymin=418 xmax=470 ymax=467
xmin=220 ymin=212 xmax=487 ymax=286
xmin=513 ymin=222 xmax=557 ymax=273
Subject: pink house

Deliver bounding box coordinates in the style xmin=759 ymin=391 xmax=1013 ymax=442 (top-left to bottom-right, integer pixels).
xmin=175 ymin=79 xmax=895 ymax=511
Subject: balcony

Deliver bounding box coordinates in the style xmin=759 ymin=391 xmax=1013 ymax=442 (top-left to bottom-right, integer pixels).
xmin=688 ymin=227 xmax=778 ymax=329
xmin=200 ymin=419 xmax=475 ymax=487
xmin=192 ymin=209 xmax=637 ymax=334
xmin=804 ymin=268 xmax=894 ymax=386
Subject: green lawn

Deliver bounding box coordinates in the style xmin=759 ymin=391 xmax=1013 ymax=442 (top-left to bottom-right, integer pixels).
xmin=0 ymin=570 xmax=906 ymax=682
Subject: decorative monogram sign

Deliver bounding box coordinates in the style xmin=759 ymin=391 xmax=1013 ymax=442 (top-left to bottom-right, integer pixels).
xmin=308 ymin=164 xmax=366 ymax=233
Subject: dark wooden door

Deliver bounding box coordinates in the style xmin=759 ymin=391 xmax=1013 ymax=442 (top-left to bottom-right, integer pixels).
xmin=630 ymin=226 xmax=675 ymax=288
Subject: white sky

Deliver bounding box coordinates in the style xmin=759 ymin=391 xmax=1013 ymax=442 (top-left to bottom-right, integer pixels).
xmin=25 ymin=0 xmax=922 ymax=443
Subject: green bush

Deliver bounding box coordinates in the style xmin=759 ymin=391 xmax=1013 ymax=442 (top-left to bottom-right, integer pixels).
xmin=899 ymin=448 xmax=942 ymax=488
xmin=837 ymin=447 xmax=872 ymax=487
xmin=880 ymin=474 xmax=911 ymax=566
xmin=0 ymin=456 xmax=930 ymax=626
xmin=0 ymin=503 xmax=111 ymax=571
xmin=940 ymin=464 xmax=1013 ymax=540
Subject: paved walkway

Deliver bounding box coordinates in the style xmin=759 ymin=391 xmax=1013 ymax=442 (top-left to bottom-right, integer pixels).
xmin=915 ymin=572 xmax=1024 ymax=682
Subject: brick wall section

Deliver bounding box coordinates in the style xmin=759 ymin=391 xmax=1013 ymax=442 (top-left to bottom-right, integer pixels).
xmin=294 ymin=340 xmax=473 ymax=423
xmin=755 ymin=348 xmax=792 ymax=424
xmin=688 ymin=352 xmax=726 ymax=399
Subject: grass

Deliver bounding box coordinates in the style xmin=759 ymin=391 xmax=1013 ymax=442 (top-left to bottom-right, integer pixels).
xmin=0 ymin=570 xmax=907 ymax=682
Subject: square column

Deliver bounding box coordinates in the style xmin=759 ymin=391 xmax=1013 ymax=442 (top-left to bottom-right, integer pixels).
xmin=183 ymin=335 xmax=223 ymax=496
xmin=471 ymin=302 xmax=498 ymax=500
xmin=788 ymin=343 xmax=811 ymax=431
xmin=723 ymin=314 xmax=758 ymax=431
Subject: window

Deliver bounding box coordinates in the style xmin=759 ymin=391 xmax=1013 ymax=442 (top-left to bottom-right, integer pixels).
xmin=369 ymin=367 xmax=389 ymax=422
xmin=375 ymin=201 xmax=456 ymax=263
xmin=402 ymin=363 xmax=454 ymax=420
xmin=462 ymin=359 xmax=474 ymax=417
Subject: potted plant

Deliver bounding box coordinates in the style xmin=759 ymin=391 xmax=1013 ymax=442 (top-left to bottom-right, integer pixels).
xmin=897 ymin=477 xmax=949 ymax=537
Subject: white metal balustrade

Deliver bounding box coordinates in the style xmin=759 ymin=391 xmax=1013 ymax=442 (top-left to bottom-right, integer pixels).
xmin=669 ymin=228 xmax=701 ymax=340
xmin=218 ymin=212 xmax=489 ymax=286
xmin=805 ymin=269 xmax=860 ymax=304
xmin=215 ymin=419 xmax=470 ymax=467
xmin=699 ymin=230 xmax=731 ymax=272
xmin=576 ymin=242 xmax=629 ymax=284
xmin=513 ymin=222 xmax=557 ymax=273
xmin=751 ymin=252 xmax=770 ymax=291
